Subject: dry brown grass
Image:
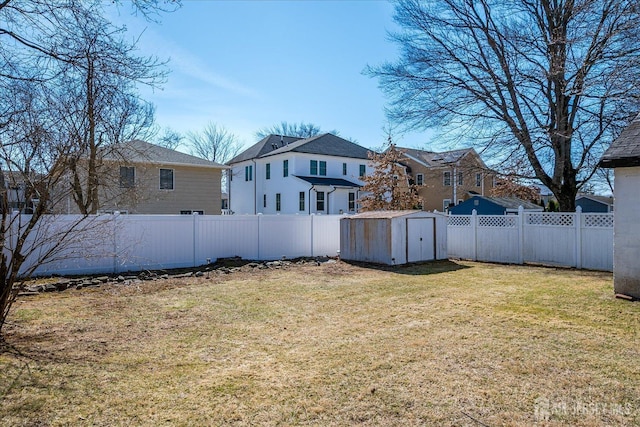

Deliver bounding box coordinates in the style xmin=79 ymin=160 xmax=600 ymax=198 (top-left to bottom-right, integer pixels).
xmin=1 ymin=260 xmax=639 ymax=426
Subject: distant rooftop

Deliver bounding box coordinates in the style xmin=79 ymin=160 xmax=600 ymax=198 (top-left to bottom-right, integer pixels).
xmin=396 ymin=146 xmax=486 ymax=168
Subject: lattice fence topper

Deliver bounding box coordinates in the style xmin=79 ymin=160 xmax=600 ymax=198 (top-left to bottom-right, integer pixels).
xmin=526 ymin=213 xmax=575 ymax=226
xmin=478 ymin=215 xmax=517 ymax=228
xmin=583 ymin=214 xmax=614 ymax=228
xmin=448 ymin=216 xmax=471 ymax=227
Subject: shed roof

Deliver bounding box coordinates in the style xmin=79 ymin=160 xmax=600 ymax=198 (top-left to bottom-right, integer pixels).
xmin=600 ymin=114 xmax=640 ymax=168
xmin=346 ymin=210 xmax=441 ymax=219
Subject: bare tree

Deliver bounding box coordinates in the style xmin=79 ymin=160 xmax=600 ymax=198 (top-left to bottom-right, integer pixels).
xmin=187 ymin=123 xmax=242 ymax=194
xmin=368 ymin=0 xmax=640 ymax=211
xmin=156 ymin=127 xmax=184 ymax=150
xmin=187 ymin=122 xmax=243 ymax=164
xmin=359 ymin=141 xmax=422 ymax=211
xmin=0 ymin=0 xmax=177 ymax=337
xmin=255 ymin=121 xmax=337 ymax=139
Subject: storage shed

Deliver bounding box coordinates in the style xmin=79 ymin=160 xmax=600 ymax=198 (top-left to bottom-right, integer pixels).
xmin=340 ymin=210 xmax=447 ymax=265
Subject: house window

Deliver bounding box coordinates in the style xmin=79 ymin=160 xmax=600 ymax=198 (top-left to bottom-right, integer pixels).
xmin=245 ymin=165 xmax=253 ymax=181
xmin=319 ymin=161 xmax=327 ymax=176
xmin=476 ymin=173 xmax=482 ymax=187
xmin=492 ymin=175 xmax=496 ymax=187
xmin=443 ymin=199 xmax=451 ymax=212
xmin=283 ymin=159 xmax=289 ymax=177
xmin=316 ymin=191 xmax=325 ymax=211
xmin=343 ymin=163 xmax=347 ymax=176
xmin=160 ymin=168 xmax=174 ymax=190
xmin=348 ymin=192 xmax=355 ymax=211
xmin=310 ymin=160 xmax=318 ymax=175
xmin=416 ymin=173 xmax=424 ymax=186
xmin=443 ymin=171 xmax=451 ymax=186
xmin=276 ymin=193 xmax=281 ymax=212
xmin=180 ymin=210 xmax=204 ymax=215
xmin=457 ymin=172 xmax=463 ymax=186
xmin=263 ymin=194 xmax=267 ymax=208
xmin=266 ymin=163 xmax=271 ymax=180
xmin=119 ymin=166 xmax=135 ymax=188
xmin=299 ymin=191 xmax=305 ymax=211
xmin=359 ymin=164 xmax=366 ymax=177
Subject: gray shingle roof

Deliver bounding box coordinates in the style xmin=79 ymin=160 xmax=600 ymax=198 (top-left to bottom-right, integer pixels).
xmin=104 ymin=140 xmax=226 ymax=168
xmin=228 ymin=133 xmax=372 ymax=164
xmin=397 ymin=147 xmax=482 ymax=167
xmin=483 ymin=196 xmax=543 ymax=210
xmin=227 ymin=135 xmax=302 ymax=164
xmin=600 ymin=114 xmax=640 ymax=168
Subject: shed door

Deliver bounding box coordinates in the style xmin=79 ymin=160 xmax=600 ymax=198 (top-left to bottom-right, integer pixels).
xmin=407 ymin=218 xmax=435 ymax=262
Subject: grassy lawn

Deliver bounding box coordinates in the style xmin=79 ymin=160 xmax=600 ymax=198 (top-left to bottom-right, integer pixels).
xmin=1 ymin=260 xmax=639 ymax=426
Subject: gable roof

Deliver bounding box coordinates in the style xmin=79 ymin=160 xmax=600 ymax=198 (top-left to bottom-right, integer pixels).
xmin=346 ymin=210 xmax=443 ymax=219
xmin=228 ymin=133 xmax=371 ymax=164
xmin=397 ymin=147 xmax=487 ymax=169
xmin=469 ymin=195 xmax=542 ymax=211
xmin=576 ymin=194 xmax=613 ymax=206
xmin=227 ymin=134 xmax=303 ymax=164
xmin=104 ymin=140 xmax=227 ymax=169
xmin=600 ymin=114 xmax=640 ymax=168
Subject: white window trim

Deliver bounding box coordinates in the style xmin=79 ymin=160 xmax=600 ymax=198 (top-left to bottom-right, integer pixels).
xmin=159 ymin=168 xmax=174 ymax=191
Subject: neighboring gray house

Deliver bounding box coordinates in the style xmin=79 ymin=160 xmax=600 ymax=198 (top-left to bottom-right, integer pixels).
xmin=599 ymin=113 xmax=640 ymax=299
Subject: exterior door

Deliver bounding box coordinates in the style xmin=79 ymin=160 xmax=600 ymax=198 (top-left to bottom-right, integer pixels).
xmin=407 ymin=218 xmax=435 ymax=262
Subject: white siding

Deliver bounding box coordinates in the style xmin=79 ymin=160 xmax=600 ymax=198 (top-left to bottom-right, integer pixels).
xmin=230 ymin=152 xmax=372 ymax=215
xmin=613 ymin=167 xmax=640 ymax=297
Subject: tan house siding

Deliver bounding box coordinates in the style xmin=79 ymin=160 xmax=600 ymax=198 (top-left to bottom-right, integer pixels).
xmin=58 ymin=161 xmax=223 ymax=215
xmin=400 ymin=149 xmax=495 ymax=212
xmin=104 ymin=163 xmax=222 ymax=215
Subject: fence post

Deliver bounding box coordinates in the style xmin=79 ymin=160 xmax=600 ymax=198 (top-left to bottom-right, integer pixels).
xmin=113 ymin=212 xmax=119 ymax=274
xmin=310 ymin=214 xmax=314 ymax=257
xmin=575 ymin=206 xmax=582 ymax=269
xmin=193 ymin=212 xmax=199 ymax=267
xmin=471 ymin=209 xmax=478 ymax=261
xmin=518 ymin=206 xmax=525 ymax=265
xmin=257 ymin=213 xmax=262 ymax=260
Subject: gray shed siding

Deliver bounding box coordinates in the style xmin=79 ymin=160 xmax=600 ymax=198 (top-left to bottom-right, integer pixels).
xmin=340 ymin=211 xmax=447 ymax=265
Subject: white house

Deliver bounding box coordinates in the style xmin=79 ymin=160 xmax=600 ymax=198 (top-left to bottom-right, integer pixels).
xmin=227 ymin=133 xmax=373 ymax=215
xmin=599 ymin=113 xmax=640 ymax=299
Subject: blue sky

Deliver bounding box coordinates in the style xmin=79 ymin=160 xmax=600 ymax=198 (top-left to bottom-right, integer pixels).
xmin=117 ymin=0 xmax=435 ymax=152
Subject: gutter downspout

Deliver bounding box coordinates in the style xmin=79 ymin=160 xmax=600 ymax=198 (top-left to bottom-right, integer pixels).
xmin=252 ymin=159 xmax=257 ymax=214
xmin=453 ymin=165 xmax=457 ymax=205
xmin=308 ymin=185 xmax=314 ymax=215
xmin=327 ymin=185 xmax=337 ymax=214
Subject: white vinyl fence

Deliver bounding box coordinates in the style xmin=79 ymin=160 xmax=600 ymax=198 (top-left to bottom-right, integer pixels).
xmin=447 ymin=207 xmax=613 ymax=271
xmin=10 ymin=213 xmax=342 ymax=276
